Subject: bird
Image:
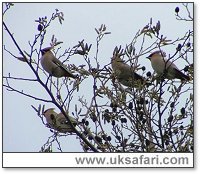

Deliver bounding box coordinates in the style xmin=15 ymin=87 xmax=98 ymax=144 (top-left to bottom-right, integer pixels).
xmin=43 ymin=108 xmax=78 ymax=133
xmin=147 ymin=50 xmax=190 ymax=81
xmin=40 ymin=47 xmax=76 ymax=78
xmin=111 ymin=47 xmax=146 ymax=88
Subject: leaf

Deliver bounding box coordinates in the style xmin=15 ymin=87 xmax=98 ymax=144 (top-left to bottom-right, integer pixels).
xmin=31 ymin=105 xmax=38 ymax=113
xmin=102 ymin=25 xmax=106 ymax=31
xmin=58 ymin=17 xmax=62 ymax=24
xmin=38 ymin=104 xmax=41 ymax=116
xmin=42 ymin=105 xmax=45 ymax=114
xmin=104 ymin=32 xmax=111 ymax=35
xmin=95 ymin=28 xmax=99 ymax=34
xmin=146 ymin=32 xmax=152 ymax=38
xmin=51 ymin=35 xmax=55 ymax=43
xmin=75 ymin=104 xmax=77 ymax=113
xmin=78 ymin=108 xmax=82 ymax=115
xmin=16 ymin=56 xmax=29 ymax=63
xmin=54 ymin=41 xmax=63 ymax=47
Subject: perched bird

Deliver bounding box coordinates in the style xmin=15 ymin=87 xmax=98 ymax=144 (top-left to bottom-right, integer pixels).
xmin=147 ymin=50 xmax=190 ymax=81
xmin=111 ymin=47 xmax=145 ymax=88
xmin=43 ymin=108 xmax=78 ymax=133
xmin=40 ymin=47 xmax=76 ymax=78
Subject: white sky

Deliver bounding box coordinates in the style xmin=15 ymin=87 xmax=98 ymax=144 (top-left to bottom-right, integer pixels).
xmin=2 ymin=2 xmax=194 ymax=153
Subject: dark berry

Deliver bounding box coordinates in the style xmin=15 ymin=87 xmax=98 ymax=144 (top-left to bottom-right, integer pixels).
xmin=128 ymin=102 xmax=133 ymax=109
xmin=111 ymin=120 xmax=115 ymax=126
xmin=168 ymin=115 xmax=173 ymax=122
xmin=83 ymin=131 xmax=88 ymax=136
xmin=112 ymin=107 xmax=117 ymax=112
xmin=175 ymin=7 xmax=179 ymax=13
xmin=186 ymin=42 xmax=191 ymax=47
xmin=184 ymin=66 xmax=189 ymax=72
xmin=139 ymin=98 xmax=144 ymax=104
xmin=137 ymin=106 xmax=142 ymax=111
xmin=107 ymin=136 xmax=111 ymax=141
xmin=139 ymin=115 xmax=143 ymax=121
xmin=57 ymin=95 xmax=61 ymax=100
xmin=146 ymin=71 xmax=152 ymax=77
xmin=92 ymin=116 xmax=97 ymax=122
xmin=190 ymin=146 xmax=193 ymax=151
xmin=173 ymin=129 xmax=178 ymax=134
xmin=179 ymin=125 xmax=184 ymax=130
xmin=102 ymin=134 xmax=107 ymax=141
xmin=123 ymin=118 xmax=127 ymax=123
xmin=113 ymin=103 xmax=118 ymax=108
xmin=142 ymin=118 xmax=146 ymax=124
xmin=37 ymin=24 xmax=43 ymax=31
xmin=110 ymin=102 xmax=114 ymax=108
xmin=95 ymin=136 xmax=102 ymax=143
xmin=88 ymin=135 xmax=93 ymax=140
xmin=85 ymin=121 xmax=89 ymax=126
xmin=105 ymin=109 xmax=109 ymax=113
xmin=181 ymin=108 xmax=185 ymax=115
xmin=165 ymin=140 xmax=170 ymax=146
xmin=93 ymin=85 xmax=97 ymax=89
xmin=168 ymin=131 xmax=172 ymax=136
xmin=142 ymin=66 xmax=146 ymax=71
xmin=176 ymin=44 xmax=182 ymax=51
xmin=146 ymin=139 xmax=150 ymax=146
xmin=116 ymin=135 xmax=121 ymax=141
xmin=139 ymin=111 xmax=144 ymax=116
xmin=81 ymin=119 xmax=85 ymax=124
xmin=170 ymin=102 xmax=175 ymax=108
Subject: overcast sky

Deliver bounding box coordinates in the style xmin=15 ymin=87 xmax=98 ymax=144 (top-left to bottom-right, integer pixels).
xmin=3 ymin=2 xmax=193 ymax=152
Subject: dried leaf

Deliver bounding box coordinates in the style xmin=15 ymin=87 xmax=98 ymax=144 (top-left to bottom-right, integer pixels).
xmin=51 ymin=35 xmax=55 ymax=43
xmin=75 ymin=50 xmax=85 ymax=55
xmin=104 ymin=32 xmax=111 ymax=35
xmin=59 ymin=17 xmax=62 ymax=24
xmin=88 ymin=44 xmax=92 ymax=51
xmin=54 ymin=41 xmax=63 ymax=47
xmin=103 ymin=25 xmax=106 ymax=31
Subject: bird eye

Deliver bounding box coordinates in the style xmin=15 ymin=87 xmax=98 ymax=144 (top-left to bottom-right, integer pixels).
xmin=50 ymin=114 xmax=55 ymax=120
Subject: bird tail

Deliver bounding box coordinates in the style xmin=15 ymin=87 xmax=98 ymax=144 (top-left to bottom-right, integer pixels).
xmin=174 ymin=69 xmax=190 ymax=81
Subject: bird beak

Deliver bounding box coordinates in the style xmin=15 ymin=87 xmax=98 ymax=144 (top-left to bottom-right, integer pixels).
xmin=41 ymin=46 xmax=53 ymax=55
xmin=146 ymin=56 xmax=151 ymax=60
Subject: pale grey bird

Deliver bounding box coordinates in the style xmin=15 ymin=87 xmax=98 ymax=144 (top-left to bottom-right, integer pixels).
xmin=111 ymin=47 xmax=146 ymax=88
xmin=40 ymin=47 xmax=76 ymax=78
xmin=147 ymin=50 xmax=190 ymax=81
xmin=43 ymin=108 xmax=78 ymax=133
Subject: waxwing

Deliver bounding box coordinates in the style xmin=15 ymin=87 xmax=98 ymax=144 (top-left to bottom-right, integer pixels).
xmin=147 ymin=50 xmax=190 ymax=81
xmin=40 ymin=47 xmax=76 ymax=78
xmin=43 ymin=108 xmax=78 ymax=133
xmin=111 ymin=47 xmax=145 ymax=88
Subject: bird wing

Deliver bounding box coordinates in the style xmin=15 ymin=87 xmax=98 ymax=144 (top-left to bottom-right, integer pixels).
xmin=53 ymin=58 xmax=76 ymax=78
xmin=174 ymin=68 xmax=190 ymax=80
xmin=120 ymin=63 xmax=144 ymax=81
xmin=56 ymin=113 xmax=77 ymax=133
xmin=57 ymin=113 xmax=77 ymax=124
xmin=163 ymin=59 xmax=189 ymax=80
xmin=133 ymin=71 xmax=144 ymax=80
